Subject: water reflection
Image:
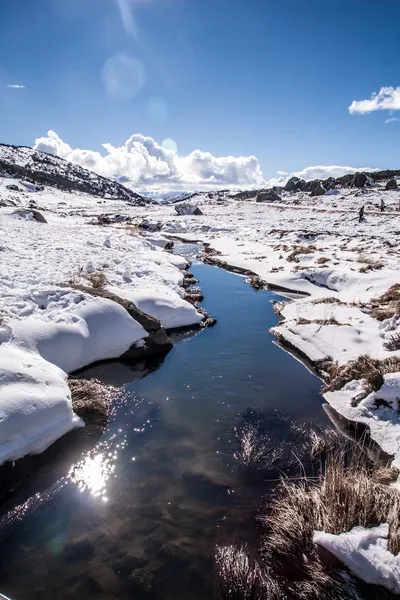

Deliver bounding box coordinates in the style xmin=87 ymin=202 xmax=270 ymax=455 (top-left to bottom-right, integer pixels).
xmin=69 ymin=450 xmax=117 ymax=502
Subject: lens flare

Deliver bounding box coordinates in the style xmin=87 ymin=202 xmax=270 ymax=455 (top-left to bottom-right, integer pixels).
xmin=162 ymin=138 xmax=178 ymax=154
xmin=101 ymin=53 xmax=146 ymax=101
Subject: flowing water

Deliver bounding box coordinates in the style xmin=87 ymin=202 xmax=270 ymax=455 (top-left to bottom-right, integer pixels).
xmin=0 ymin=249 xmax=329 ymax=600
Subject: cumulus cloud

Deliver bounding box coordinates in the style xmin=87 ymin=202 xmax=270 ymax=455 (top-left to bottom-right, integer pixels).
xmin=385 ymin=117 xmax=400 ymax=124
xmin=33 ymin=131 xmax=266 ymax=191
xmin=6 ymin=84 xmax=25 ymax=89
xmin=349 ymin=86 xmax=400 ymax=114
xmin=33 ymin=131 xmax=376 ymax=192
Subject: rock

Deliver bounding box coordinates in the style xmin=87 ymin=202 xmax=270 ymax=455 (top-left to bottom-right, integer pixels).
xmin=284 ymin=177 xmax=305 ymax=192
xmin=31 ymin=209 xmax=47 ymax=223
xmin=200 ymin=317 xmax=217 ymax=328
xmin=128 ymin=568 xmax=153 ymax=593
xmin=139 ymin=220 xmax=162 ymax=232
xmin=248 ymin=275 xmax=266 ymax=290
xmin=256 ymin=190 xmax=281 ymax=202
xmin=112 ymin=554 xmax=148 ymax=579
xmin=97 ymin=215 xmax=111 ymax=225
xmin=174 ymin=203 xmax=203 ymax=216
xmin=386 ymin=178 xmax=398 ymax=190
xmin=303 ymin=179 xmax=321 ymax=193
xmin=310 ymin=182 xmax=326 ymax=197
xmin=6 ymin=184 xmax=20 ymax=191
xmin=157 ymin=541 xmax=192 ymax=565
xmin=353 ymin=172 xmax=368 ymax=188
xmin=63 ymin=537 xmax=95 ymax=561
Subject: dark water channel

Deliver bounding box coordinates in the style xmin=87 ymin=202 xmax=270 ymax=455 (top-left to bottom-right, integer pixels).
xmin=0 ymin=251 xmax=329 ymax=600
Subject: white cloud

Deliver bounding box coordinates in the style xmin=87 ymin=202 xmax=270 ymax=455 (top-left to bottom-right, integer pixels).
xmin=33 ymin=131 xmax=376 ymax=192
xmin=33 ymin=131 xmax=266 ymax=192
xmin=385 ymin=117 xmax=400 ymax=124
xmin=349 ymin=86 xmax=400 ymax=114
xmin=277 ymin=170 xmax=288 ymax=176
xmin=6 ymin=84 xmax=25 ymax=89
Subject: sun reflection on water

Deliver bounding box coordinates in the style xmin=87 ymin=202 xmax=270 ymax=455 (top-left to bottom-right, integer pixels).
xmin=69 ymin=451 xmax=116 ymax=502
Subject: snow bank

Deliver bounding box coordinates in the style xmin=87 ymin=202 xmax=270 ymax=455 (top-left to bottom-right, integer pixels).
xmin=324 ymin=374 xmax=400 ymax=468
xmin=107 ymin=286 xmax=203 ymax=329
xmin=0 ymin=345 xmax=83 ymax=465
xmin=314 ymin=524 xmax=400 ymax=594
xmin=9 ymin=296 xmax=148 ymax=373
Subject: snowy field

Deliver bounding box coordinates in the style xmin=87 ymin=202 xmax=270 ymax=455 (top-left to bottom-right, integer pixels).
xmin=134 ymin=187 xmax=400 ymax=467
xmin=0 ymin=177 xmax=203 ymax=465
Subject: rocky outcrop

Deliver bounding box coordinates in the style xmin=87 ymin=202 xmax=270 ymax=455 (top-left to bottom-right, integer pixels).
xmin=353 ymin=172 xmax=368 ymax=188
xmin=174 ymin=204 xmax=203 ymax=216
xmin=31 ymin=209 xmax=47 ymax=223
xmin=284 ymin=177 xmax=306 ymax=192
xmin=386 ymin=178 xmax=398 ymax=190
xmin=256 ymin=190 xmax=281 ymax=202
xmin=311 ymin=182 xmax=326 ymax=197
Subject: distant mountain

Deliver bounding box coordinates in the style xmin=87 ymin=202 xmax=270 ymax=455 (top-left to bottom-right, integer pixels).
xmin=0 ymin=143 xmax=147 ymax=205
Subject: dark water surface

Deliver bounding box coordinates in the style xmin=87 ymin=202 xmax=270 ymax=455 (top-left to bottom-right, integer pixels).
xmin=0 ymin=257 xmax=329 ymax=600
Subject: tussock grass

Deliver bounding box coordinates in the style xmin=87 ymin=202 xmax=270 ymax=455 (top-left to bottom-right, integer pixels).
xmin=287 ymin=245 xmax=317 ymax=263
xmin=85 ymin=272 xmax=107 ymax=290
xmin=262 ymin=444 xmax=400 ymax=563
xmin=297 ymin=317 xmax=344 ymax=326
xmin=311 ymin=297 xmax=346 ymax=306
xmin=215 ymin=545 xmax=281 ymax=600
xmin=370 ymin=284 xmax=400 ymax=321
xmin=323 ymin=354 xmax=400 ymax=399
xmin=315 ymin=256 xmax=329 ymax=265
xmin=69 ymin=378 xmax=116 ymax=426
xmin=384 ymin=333 xmax=400 ymax=352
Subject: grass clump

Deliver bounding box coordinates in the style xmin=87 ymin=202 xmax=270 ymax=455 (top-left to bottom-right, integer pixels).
xmin=85 ymin=272 xmax=107 ymax=290
xmin=370 ymin=284 xmax=400 ymax=321
xmin=69 ymin=378 xmax=116 ymax=426
xmin=315 ymin=256 xmax=329 ymax=265
xmin=323 ymin=354 xmax=400 ymax=402
xmin=384 ymin=333 xmax=400 ymax=352
xmin=287 ymin=245 xmax=317 ymax=263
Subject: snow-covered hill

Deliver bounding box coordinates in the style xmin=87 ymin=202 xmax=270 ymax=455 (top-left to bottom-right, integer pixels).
xmin=0 ymin=143 xmax=147 ymax=205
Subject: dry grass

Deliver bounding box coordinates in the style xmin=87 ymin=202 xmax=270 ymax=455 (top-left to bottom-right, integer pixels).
xmin=262 ymin=445 xmax=400 ymax=563
xmin=311 ymin=297 xmax=346 ymax=306
xmin=69 ymin=378 xmax=116 ymax=426
xmin=315 ymin=256 xmax=329 ymax=265
xmin=323 ymin=354 xmax=400 ymax=400
xmin=357 ymin=253 xmax=385 ymax=272
xmin=85 ymin=272 xmax=107 ymax=290
xmin=384 ymin=333 xmax=400 ymax=352
xmin=297 ymin=317 xmax=344 ymax=326
xmin=287 ymin=245 xmax=317 ymax=263
xmin=370 ymin=284 xmax=400 ymax=321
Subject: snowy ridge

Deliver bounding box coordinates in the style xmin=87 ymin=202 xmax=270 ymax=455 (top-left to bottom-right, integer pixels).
xmin=0 ymin=143 xmax=146 ymax=204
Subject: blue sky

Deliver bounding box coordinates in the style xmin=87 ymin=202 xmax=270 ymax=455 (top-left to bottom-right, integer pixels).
xmin=1 ymin=0 xmax=400 ymax=187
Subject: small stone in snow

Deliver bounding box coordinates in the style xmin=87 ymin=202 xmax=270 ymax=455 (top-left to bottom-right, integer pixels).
xmin=104 ymin=238 xmax=111 ymax=248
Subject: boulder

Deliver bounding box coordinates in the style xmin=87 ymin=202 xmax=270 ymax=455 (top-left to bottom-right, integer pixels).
xmin=256 ymin=190 xmax=281 ymax=202
xmin=353 ymin=172 xmax=368 ymax=188
xmin=310 ymin=182 xmax=326 ymax=197
xmin=174 ymin=204 xmax=203 ymax=216
xmin=284 ymin=177 xmax=306 ymax=192
xmin=6 ymin=184 xmax=20 ymax=192
xmin=303 ymin=180 xmax=321 ymax=193
xmin=385 ymin=178 xmax=398 ymax=190
xmin=31 ymin=209 xmax=47 ymax=223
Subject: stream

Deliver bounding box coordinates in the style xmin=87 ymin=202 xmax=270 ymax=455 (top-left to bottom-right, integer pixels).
xmin=0 ymin=249 xmax=329 ymax=600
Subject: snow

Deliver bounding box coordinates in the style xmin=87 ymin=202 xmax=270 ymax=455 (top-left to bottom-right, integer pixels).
xmin=0 ymin=345 xmax=83 ymax=465
xmin=107 ymin=286 xmax=203 ymax=329
xmin=127 ymin=184 xmax=400 ymax=467
xmin=0 ymin=174 xmax=202 ymax=465
xmin=314 ymin=524 xmax=400 ymax=594
xmin=9 ymin=296 xmax=148 ymax=373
